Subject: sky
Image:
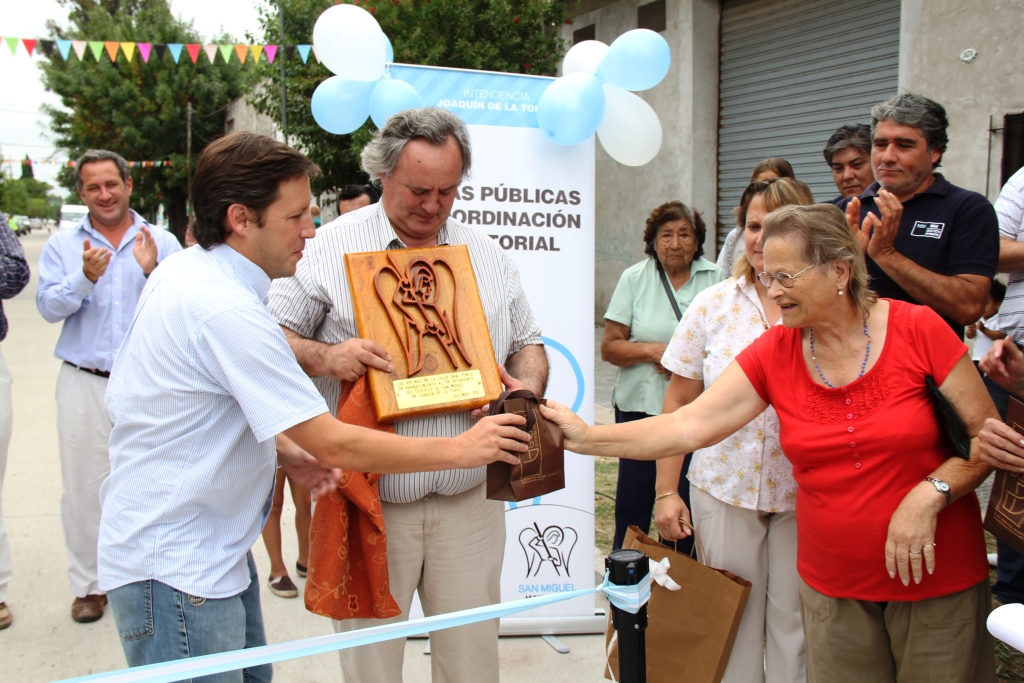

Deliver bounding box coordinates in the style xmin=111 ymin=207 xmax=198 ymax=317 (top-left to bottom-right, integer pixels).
xmin=0 ymin=0 xmax=265 ymax=191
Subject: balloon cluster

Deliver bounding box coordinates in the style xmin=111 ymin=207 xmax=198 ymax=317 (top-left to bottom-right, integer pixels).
xmin=309 ymin=4 xmax=423 ymax=135
xmin=538 ymin=30 xmax=670 ymax=166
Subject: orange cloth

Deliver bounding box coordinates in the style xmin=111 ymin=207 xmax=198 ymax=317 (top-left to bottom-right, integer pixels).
xmin=304 ymin=376 xmax=401 ymax=620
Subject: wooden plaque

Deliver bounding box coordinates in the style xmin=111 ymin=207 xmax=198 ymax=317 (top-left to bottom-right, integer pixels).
xmin=344 ymin=245 xmax=502 ymax=423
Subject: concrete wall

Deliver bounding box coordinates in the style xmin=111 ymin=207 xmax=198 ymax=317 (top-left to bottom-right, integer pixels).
xmin=899 ymin=0 xmax=1024 ymax=201
xmin=225 ymin=92 xmax=281 ymax=141
xmin=562 ymin=0 xmax=721 ymax=321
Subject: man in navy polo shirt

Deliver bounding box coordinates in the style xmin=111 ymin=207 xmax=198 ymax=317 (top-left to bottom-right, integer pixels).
xmin=842 ymin=92 xmax=998 ymax=338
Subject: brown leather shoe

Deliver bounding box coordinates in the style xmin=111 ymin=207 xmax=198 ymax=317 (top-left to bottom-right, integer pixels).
xmin=0 ymin=602 xmax=11 ymax=630
xmin=71 ymin=594 xmax=107 ymax=623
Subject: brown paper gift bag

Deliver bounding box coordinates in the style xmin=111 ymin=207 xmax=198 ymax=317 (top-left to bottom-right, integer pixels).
xmin=984 ymin=396 xmax=1024 ymax=555
xmin=604 ymin=526 xmax=752 ymax=683
xmin=485 ymin=389 xmax=565 ymax=501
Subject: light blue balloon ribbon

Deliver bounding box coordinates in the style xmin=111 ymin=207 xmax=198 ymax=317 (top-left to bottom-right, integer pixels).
xmin=52 ymin=576 xmax=651 ymax=683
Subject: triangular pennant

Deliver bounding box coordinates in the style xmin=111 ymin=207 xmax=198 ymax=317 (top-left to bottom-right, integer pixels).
xmin=297 ymin=44 xmax=311 ymax=63
xmin=138 ymin=42 xmax=152 ymax=62
xmin=185 ymin=44 xmax=200 ymax=63
xmin=154 ymin=44 xmax=167 ymax=61
xmin=250 ymin=44 xmax=263 ymax=63
xmin=72 ymin=40 xmax=86 ymax=60
xmin=88 ymin=41 xmax=104 ymax=61
xmin=57 ymin=39 xmax=72 ymax=60
xmin=121 ymin=42 xmax=135 ymax=61
xmin=22 ymin=39 xmax=37 ymax=56
xmin=104 ymin=41 xmax=119 ymax=62
xmin=264 ymin=44 xmax=277 ymax=64
xmin=219 ymin=44 xmax=233 ymax=63
xmin=283 ymin=45 xmax=295 ymax=61
xmin=204 ymin=44 xmax=217 ymax=63
xmin=129 ymin=161 xmax=136 ymax=168
xmin=234 ymin=44 xmax=248 ymax=64
xmin=5 ymin=37 xmax=18 ymax=55
xmin=39 ymin=40 xmax=54 ymax=56
xmin=167 ymin=43 xmax=183 ymax=63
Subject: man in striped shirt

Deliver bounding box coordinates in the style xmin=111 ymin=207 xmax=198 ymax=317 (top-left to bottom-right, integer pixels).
xmin=269 ymin=108 xmax=548 ymax=683
xmin=99 ymin=132 xmax=530 ymax=680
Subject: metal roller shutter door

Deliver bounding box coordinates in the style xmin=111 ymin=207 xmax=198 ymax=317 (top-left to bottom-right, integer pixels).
xmin=716 ymin=0 xmax=900 ymax=248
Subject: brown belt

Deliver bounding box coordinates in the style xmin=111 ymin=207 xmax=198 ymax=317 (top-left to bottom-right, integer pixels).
xmin=64 ymin=361 xmax=111 ymax=379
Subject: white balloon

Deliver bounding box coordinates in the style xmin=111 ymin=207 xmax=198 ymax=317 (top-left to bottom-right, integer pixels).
xmin=312 ymin=4 xmax=388 ymax=81
xmin=597 ymin=84 xmax=663 ymax=166
xmin=562 ymin=40 xmax=609 ymax=75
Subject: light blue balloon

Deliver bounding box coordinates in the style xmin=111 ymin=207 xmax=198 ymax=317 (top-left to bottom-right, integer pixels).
xmin=369 ymin=78 xmax=423 ymax=128
xmin=310 ymin=76 xmax=376 ymax=135
xmin=536 ymin=73 xmax=606 ymax=146
xmin=595 ymin=29 xmax=671 ymax=92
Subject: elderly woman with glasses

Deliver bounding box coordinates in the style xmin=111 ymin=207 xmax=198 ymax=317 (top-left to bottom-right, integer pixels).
xmin=544 ymin=203 xmax=996 ymax=683
xmin=654 ymin=178 xmax=813 ymax=683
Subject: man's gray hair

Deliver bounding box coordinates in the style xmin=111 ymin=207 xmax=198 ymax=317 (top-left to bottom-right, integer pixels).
xmin=361 ymin=107 xmax=472 ymax=184
xmin=822 ymin=124 xmax=872 ymax=166
xmin=75 ymin=149 xmax=131 ymax=190
xmin=871 ymin=92 xmax=949 ymax=167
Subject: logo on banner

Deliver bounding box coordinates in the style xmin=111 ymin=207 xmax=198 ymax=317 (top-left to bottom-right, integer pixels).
xmin=519 ymin=523 xmax=578 ymax=578
xmin=910 ymin=221 xmax=945 ymax=239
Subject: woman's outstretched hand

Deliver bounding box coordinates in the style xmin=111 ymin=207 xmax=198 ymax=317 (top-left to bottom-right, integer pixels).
xmin=538 ymin=400 xmax=590 ymax=452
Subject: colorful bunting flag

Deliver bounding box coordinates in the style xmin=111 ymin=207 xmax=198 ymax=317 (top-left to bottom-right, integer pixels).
xmin=265 ymin=44 xmax=277 ymax=64
xmin=39 ymin=39 xmax=54 ymax=57
xmin=103 ymin=41 xmax=119 ymax=62
xmin=138 ymin=42 xmax=151 ymax=63
xmin=72 ymin=40 xmax=86 ymax=60
xmin=88 ymin=41 xmax=103 ymax=61
xmin=153 ymin=43 xmax=167 ymax=61
xmin=57 ymin=39 xmax=72 ymax=60
xmin=121 ymin=42 xmax=135 ymax=61
xmin=297 ymin=44 xmax=311 ymax=63
xmin=185 ymin=44 xmax=200 ymax=63
xmin=5 ymin=37 xmax=18 ymax=55
xmin=22 ymin=39 xmax=37 ymax=56
xmin=167 ymin=43 xmax=182 ymax=63
xmin=219 ymin=44 xmax=233 ymax=63
xmin=204 ymin=44 xmax=217 ymax=63
xmin=250 ymin=44 xmax=263 ymax=63
xmin=283 ymin=45 xmax=296 ymax=61
xmin=234 ymin=44 xmax=248 ymax=64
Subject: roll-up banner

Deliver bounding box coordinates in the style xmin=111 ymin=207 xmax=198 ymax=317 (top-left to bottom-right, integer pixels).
xmin=393 ymin=64 xmax=600 ymax=634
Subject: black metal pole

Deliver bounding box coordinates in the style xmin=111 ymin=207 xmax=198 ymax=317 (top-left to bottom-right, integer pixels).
xmin=606 ymin=549 xmax=648 ymax=683
xmin=279 ymin=2 xmax=289 ymax=146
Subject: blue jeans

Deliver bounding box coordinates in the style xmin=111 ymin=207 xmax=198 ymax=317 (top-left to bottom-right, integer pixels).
xmin=107 ymin=552 xmax=271 ymax=683
xmin=612 ymin=407 xmax=693 ymax=555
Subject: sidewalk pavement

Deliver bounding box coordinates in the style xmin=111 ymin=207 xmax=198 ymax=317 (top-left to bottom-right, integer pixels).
xmin=1 ymin=230 xmax=619 ymax=682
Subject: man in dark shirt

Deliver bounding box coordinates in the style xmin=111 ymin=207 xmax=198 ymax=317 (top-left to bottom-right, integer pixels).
xmin=0 ymin=213 xmax=32 ymax=630
xmin=841 ymin=93 xmax=998 ymax=338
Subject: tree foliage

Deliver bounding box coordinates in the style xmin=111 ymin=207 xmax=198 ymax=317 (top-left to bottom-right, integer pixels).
xmin=0 ymin=170 xmax=61 ymax=219
xmin=40 ymin=0 xmax=246 ymax=238
xmin=250 ymin=0 xmax=569 ymax=196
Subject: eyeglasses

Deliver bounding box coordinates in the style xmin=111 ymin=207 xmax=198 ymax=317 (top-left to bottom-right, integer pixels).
xmin=757 ymin=263 xmax=816 ymax=288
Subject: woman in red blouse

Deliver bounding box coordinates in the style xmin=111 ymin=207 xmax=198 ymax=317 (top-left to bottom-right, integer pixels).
xmin=544 ymin=204 xmax=996 ymax=682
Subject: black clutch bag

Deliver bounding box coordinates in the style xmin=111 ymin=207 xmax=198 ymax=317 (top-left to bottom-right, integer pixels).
xmin=925 ymin=375 xmax=971 ymax=460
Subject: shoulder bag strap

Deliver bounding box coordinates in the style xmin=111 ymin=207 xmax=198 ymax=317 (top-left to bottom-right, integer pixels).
xmin=655 ymin=259 xmax=683 ymax=322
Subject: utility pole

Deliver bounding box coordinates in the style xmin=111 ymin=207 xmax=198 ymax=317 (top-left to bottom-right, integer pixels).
xmin=279 ymin=3 xmax=289 ymax=145
xmin=186 ymin=100 xmax=193 ymax=212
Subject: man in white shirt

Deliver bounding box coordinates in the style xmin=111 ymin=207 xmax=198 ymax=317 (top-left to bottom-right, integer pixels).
xmin=99 ymin=131 xmax=529 ymax=681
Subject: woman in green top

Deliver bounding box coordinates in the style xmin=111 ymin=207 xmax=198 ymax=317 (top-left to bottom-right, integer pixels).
xmin=601 ymin=201 xmax=725 ymax=550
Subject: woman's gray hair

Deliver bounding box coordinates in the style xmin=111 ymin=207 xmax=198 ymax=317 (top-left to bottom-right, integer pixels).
xmin=361 ymin=107 xmax=472 ymax=184
xmin=762 ymin=204 xmax=877 ymax=313
xmin=75 ymin=149 xmax=131 ymax=190
xmin=871 ymin=92 xmax=949 ymax=167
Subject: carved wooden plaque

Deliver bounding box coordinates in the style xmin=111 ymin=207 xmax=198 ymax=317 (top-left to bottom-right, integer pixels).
xmin=344 ymin=245 xmax=502 ymax=423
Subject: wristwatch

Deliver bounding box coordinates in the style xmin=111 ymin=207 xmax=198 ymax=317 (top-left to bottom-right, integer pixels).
xmin=925 ymin=476 xmax=952 ymax=506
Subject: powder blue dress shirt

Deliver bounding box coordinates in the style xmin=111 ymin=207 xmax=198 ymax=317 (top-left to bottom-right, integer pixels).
xmin=36 ymin=210 xmax=182 ymax=372
xmin=99 ymin=244 xmax=328 ymax=598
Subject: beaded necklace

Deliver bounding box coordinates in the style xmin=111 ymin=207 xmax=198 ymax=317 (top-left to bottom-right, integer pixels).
xmin=808 ymin=318 xmax=871 ymax=389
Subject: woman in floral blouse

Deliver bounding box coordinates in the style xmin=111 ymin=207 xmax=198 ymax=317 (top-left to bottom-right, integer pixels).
xmin=654 ymin=178 xmax=814 ymax=683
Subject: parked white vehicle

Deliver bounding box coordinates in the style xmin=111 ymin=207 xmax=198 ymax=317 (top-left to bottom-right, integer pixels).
xmin=59 ymin=204 xmax=88 ymax=231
